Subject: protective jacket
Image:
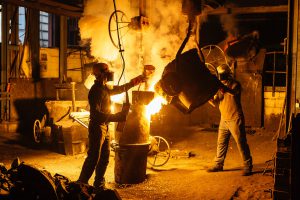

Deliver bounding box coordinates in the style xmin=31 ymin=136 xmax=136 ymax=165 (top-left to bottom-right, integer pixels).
xmin=89 ymin=80 xmax=134 ymax=125
xmin=78 ymin=79 xmax=135 ymax=187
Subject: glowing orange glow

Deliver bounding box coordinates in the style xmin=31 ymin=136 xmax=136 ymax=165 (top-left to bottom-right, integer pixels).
xmin=110 ymin=104 xmax=115 ymax=113
xmin=93 ymin=43 xmax=119 ymax=62
xmin=146 ymin=96 xmax=167 ymax=120
xmin=110 ymin=93 xmax=125 ymax=104
xmin=147 ymin=82 xmax=156 ymax=91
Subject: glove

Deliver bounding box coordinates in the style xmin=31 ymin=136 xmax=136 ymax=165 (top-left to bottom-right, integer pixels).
xmin=117 ymin=111 xmax=127 ymax=122
xmin=130 ymin=75 xmax=146 ymax=86
xmin=110 ymin=112 xmax=127 ymax=122
xmin=219 ymin=84 xmax=229 ymax=94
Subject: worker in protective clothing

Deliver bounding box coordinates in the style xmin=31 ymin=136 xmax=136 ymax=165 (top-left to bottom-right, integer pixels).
xmin=207 ymin=64 xmax=253 ymax=176
xmin=78 ymin=62 xmax=146 ymax=189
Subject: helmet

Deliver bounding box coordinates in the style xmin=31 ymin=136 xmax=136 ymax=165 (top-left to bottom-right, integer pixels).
xmin=93 ymin=63 xmax=114 ymax=81
xmin=93 ymin=63 xmax=109 ymax=74
xmin=217 ymin=64 xmax=232 ymax=80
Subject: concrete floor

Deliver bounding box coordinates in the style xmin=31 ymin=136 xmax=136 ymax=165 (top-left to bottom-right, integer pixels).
xmin=0 ymin=123 xmax=276 ymax=200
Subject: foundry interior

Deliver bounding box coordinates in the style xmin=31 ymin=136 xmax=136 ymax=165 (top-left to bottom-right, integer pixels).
xmin=0 ymin=0 xmax=300 ymax=199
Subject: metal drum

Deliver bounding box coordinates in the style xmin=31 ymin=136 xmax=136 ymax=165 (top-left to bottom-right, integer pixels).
xmin=157 ymin=48 xmax=221 ymax=113
xmin=114 ymin=91 xmax=154 ymax=184
xmin=114 ymin=143 xmax=149 ymax=184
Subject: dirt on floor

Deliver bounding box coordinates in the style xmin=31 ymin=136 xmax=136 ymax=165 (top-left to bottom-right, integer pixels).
xmin=0 ymin=125 xmax=276 ymax=200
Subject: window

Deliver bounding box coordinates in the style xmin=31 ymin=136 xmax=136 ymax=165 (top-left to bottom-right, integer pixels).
xmin=19 ymin=7 xmax=26 ymax=44
xmin=18 ymin=8 xmax=49 ymax=47
xmin=40 ymin=11 xmax=49 ymax=47
xmin=263 ymin=51 xmax=287 ymax=87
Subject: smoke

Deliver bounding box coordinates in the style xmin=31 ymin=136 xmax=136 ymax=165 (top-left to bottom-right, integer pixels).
xmin=216 ymin=3 xmax=239 ymax=59
xmin=79 ymin=0 xmax=194 ymax=90
xmin=219 ymin=3 xmax=239 ymax=38
xmin=220 ymin=14 xmax=238 ymax=38
xmin=78 ymin=0 xmax=134 ymax=77
xmin=143 ymin=0 xmax=190 ymax=84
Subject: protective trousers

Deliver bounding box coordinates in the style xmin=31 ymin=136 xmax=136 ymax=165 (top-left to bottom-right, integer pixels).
xmin=78 ymin=122 xmax=110 ymax=187
xmin=214 ymin=117 xmax=252 ymax=169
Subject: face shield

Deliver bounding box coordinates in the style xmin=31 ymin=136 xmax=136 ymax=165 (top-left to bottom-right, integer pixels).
xmin=103 ymin=70 xmax=114 ymax=90
xmin=218 ymin=72 xmax=231 ymax=81
xmin=104 ymin=71 xmax=114 ymax=82
xmin=93 ymin=69 xmax=114 ymax=82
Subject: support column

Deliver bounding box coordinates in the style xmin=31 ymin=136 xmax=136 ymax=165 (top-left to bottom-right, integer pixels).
xmin=139 ymin=0 xmax=147 ymax=16
xmin=59 ymin=15 xmax=68 ymax=83
xmin=286 ymin=0 xmax=300 ymax=130
xmin=28 ymin=8 xmax=40 ymax=82
xmin=295 ymin=1 xmax=300 ymax=114
xmin=1 ymin=4 xmax=8 ymax=120
xmin=287 ymin=1 xmax=300 ymax=198
xmin=9 ymin=5 xmax=19 ymax=78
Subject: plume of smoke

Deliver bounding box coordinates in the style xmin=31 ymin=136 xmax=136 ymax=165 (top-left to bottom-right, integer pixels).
xmin=79 ymin=0 xmax=137 ymax=82
xmin=220 ymin=14 xmax=239 ymax=38
xmin=219 ymin=3 xmax=239 ymax=38
xmin=143 ymin=0 xmax=194 ymax=84
xmin=217 ymin=3 xmax=239 ymax=56
xmin=79 ymin=0 xmax=196 ymax=91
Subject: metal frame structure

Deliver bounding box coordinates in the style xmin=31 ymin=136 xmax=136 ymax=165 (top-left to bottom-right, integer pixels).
xmin=1 ymin=0 xmax=83 ymax=17
xmin=0 ymin=1 xmax=84 ymax=121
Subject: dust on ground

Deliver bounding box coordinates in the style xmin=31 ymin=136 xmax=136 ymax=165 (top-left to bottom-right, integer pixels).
xmin=0 ymin=126 xmax=276 ymax=200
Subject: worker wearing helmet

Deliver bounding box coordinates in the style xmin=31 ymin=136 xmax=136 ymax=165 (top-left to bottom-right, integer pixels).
xmin=78 ymin=62 xmax=145 ymax=190
xmin=207 ymin=64 xmax=253 ymax=176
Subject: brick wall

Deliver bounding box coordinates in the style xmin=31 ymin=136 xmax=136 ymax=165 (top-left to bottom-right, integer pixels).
xmin=264 ymin=87 xmax=286 ymax=130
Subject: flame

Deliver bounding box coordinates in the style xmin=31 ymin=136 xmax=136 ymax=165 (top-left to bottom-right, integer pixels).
xmin=147 ymin=82 xmax=156 ymax=91
xmin=110 ymin=104 xmax=115 ymax=113
xmin=146 ymin=96 xmax=167 ymax=121
xmin=93 ymin=43 xmax=119 ymax=62
xmin=110 ymin=93 xmax=125 ymax=103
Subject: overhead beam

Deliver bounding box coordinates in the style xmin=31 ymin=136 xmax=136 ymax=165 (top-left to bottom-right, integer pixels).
xmin=37 ymin=0 xmax=82 ymax=11
xmin=1 ymin=0 xmax=83 ymax=17
xmin=205 ymin=5 xmax=288 ymax=15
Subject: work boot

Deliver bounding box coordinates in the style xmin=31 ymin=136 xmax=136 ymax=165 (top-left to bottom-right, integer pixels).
xmin=93 ymin=182 xmax=106 ymax=194
xmin=242 ymin=167 xmax=252 ymax=176
xmin=207 ymin=164 xmax=223 ymax=172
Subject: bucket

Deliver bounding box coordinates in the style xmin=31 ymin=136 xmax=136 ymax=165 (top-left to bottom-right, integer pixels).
xmin=158 ymin=48 xmax=221 ymax=113
xmin=114 ymin=143 xmax=149 ymax=184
